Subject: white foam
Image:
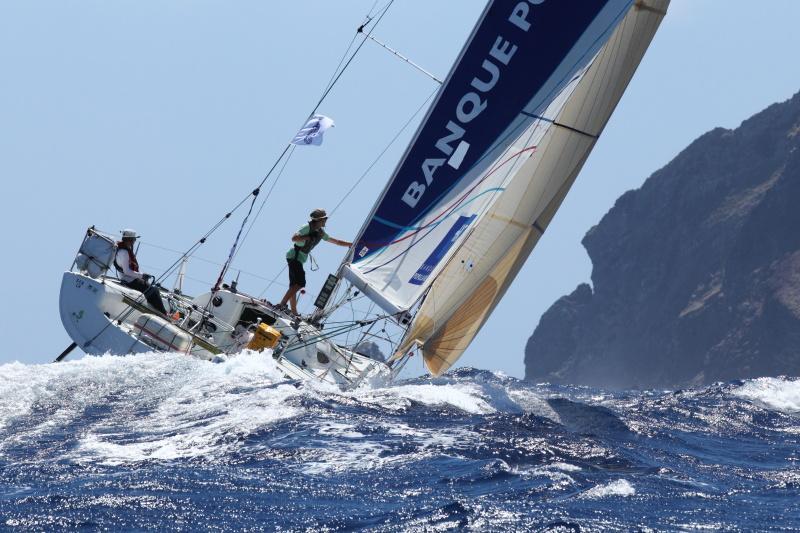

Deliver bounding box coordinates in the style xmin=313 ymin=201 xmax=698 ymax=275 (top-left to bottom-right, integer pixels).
xmin=548 ymin=462 xmax=582 ymax=472
xmin=732 ymin=377 xmax=800 ymax=414
xmin=508 ymin=461 xmax=582 ymax=489
xmin=579 ymin=479 xmax=636 ymax=499
xmin=299 ymin=440 xmax=396 ymax=475
xmin=299 ymin=420 xmax=475 ymax=475
xmin=318 ymin=422 xmax=365 ymax=439
xmin=0 ymin=352 xmax=302 ymax=464
xmin=0 ymin=354 xmax=547 ymax=469
xmin=350 ymin=382 xmax=496 ymax=415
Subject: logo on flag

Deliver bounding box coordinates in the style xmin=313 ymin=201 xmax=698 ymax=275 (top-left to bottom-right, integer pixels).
xmin=291 ymin=115 xmax=334 ymax=146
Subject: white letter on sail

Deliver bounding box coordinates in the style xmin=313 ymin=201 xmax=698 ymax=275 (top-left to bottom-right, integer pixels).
xmin=471 ymin=59 xmax=500 ymax=92
xmin=435 ymin=121 xmax=465 ymax=156
xmin=490 ymin=37 xmax=518 ymax=66
xmin=422 ymin=158 xmax=445 ymax=185
xmin=402 ymin=182 xmax=426 ymax=208
xmin=456 ymin=92 xmax=487 ymax=123
xmin=447 ymin=141 xmax=470 ymax=170
xmin=510 ymin=2 xmax=531 ymax=31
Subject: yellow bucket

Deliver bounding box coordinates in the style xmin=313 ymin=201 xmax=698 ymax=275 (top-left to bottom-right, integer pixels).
xmin=247 ymin=323 xmax=281 ymax=351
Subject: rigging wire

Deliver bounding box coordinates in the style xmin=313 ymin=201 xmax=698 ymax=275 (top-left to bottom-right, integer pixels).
xmin=329 ymin=86 xmax=437 ymax=217
xmin=138 ymin=261 xmax=288 ymax=290
xmin=138 ymin=0 xmax=392 ymax=299
xmin=88 ymin=2 xmax=410 ymax=355
xmin=83 ymin=4 xmax=398 ymax=353
xmin=212 ymin=182 xmax=268 ymax=291
xmin=280 ymin=312 xmax=397 ymax=354
xmin=211 ymin=1 xmax=395 ymax=291
xmin=228 ymin=144 xmax=296 ymax=269
xmin=359 ymin=31 xmax=443 ymax=85
xmin=258 ymin=264 xmax=286 ymax=300
xmin=140 ymin=242 xmax=283 ymax=285
xmin=307 ymin=1 xmax=395 ymax=117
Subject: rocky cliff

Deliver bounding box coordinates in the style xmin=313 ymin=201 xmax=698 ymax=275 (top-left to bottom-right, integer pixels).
xmin=525 ymin=91 xmax=800 ymax=389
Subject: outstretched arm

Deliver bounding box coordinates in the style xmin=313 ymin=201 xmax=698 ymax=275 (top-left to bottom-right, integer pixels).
xmin=328 ymin=237 xmax=352 ymax=247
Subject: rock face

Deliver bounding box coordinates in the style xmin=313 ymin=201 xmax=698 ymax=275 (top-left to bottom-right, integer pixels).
xmin=525 ymin=92 xmax=800 ymax=389
xmin=355 ymin=341 xmax=386 ymax=362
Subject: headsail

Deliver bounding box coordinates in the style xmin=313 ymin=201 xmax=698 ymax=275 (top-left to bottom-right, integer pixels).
xmin=342 ymin=0 xmax=638 ymax=316
xmin=399 ymin=0 xmax=670 ymax=375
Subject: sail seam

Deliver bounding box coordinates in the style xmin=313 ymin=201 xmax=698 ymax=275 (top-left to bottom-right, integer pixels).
xmin=520 ymin=111 xmax=598 ymax=139
xmin=488 ymin=213 xmax=529 ymax=230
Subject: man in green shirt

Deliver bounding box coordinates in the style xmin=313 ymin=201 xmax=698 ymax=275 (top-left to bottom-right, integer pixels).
xmin=278 ymin=208 xmax=351 ymax=315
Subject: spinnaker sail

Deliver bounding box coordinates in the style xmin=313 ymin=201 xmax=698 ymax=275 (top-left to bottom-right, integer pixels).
xmin=341 ymin=0 xmax=669 ymax=374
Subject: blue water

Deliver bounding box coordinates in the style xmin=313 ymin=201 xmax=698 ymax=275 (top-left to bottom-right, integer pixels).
xmin=1 ymin=353 xmax=798 ymax=531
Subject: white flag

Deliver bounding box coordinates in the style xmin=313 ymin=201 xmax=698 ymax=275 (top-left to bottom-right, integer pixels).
xmin=291 ymin=114 xmax=334 ymax=146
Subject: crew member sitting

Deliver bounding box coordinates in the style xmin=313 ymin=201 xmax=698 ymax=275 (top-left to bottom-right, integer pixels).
xmin=278 ymin=209 xmax=351 ymax=315
xmin=114 ymin=229 xmax=168 ymax=316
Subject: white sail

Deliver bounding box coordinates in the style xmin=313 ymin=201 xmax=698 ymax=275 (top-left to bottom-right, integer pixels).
xmin=397 ymin=0 xmax=670 ymax=375
xmin=341 ymin=0 xmax=638 ymax=317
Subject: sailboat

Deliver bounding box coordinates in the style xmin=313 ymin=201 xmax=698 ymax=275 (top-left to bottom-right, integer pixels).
xmin=58 ymin=0 xmax=669 ymax=388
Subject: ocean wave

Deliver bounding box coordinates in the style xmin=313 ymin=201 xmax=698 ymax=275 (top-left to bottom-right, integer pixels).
xmin=1 ymin=356 xmax=798 ymax=530
xmin=0 ymin=354 xmax=538 ymax=467
xmin=0 ymin=352 xmax=297 ymax=464
xmin=730 ymin=376 xmax=800 ymax=414
xmin=579 ymin=479 xmax=636 ymax=499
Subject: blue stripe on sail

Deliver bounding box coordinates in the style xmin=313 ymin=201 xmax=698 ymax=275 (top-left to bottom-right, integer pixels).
xmin=353 ymin=0 xmax=632 ymax=263
xmin=363 ymin=187 xmax=506 ymax=271
xmin=372 ymin=188 xmax=505 ymax=232
xmin=409 ymin=215 xmax=476 ymax=286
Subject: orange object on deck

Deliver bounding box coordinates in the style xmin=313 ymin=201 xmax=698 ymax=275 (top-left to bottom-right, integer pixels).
xmin=247 ymin=323 xmax=281 ymax=351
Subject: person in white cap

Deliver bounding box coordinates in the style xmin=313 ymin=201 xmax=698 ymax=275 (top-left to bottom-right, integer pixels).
xmin=114 ymin=229 xmax=168 ymax=315
xmin=278 ymin=209 xmax=351 ymax=315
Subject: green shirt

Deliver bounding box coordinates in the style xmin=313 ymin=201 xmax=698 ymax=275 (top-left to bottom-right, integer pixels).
xmin=286 ymin=224 xmax=329 ymax=264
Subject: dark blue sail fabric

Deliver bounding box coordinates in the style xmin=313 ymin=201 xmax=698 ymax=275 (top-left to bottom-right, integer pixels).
xmin=352 ymin=0 xmax=632 ymax=263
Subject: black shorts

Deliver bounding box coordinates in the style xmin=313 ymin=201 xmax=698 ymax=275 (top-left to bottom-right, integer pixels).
xmin=287 ymin=258 xmax=306 ymax=288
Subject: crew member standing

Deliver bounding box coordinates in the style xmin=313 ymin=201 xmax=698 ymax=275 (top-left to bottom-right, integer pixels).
xmin=278 ymin=209 xmax=351 ymax=315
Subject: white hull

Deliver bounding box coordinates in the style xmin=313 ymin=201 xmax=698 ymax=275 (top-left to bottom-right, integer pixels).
xmin=60 ymin=272 xmax=158 ymax=357
xmin=59 ymin=271 xmax=391 ymax=388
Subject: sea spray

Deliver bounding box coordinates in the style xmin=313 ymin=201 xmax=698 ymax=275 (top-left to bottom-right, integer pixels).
xmin=1 ymin=357 xmax=798 ymax=530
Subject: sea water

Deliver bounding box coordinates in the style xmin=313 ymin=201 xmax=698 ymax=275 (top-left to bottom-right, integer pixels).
xmin=0 ymin=353 xmax=798 ymax=531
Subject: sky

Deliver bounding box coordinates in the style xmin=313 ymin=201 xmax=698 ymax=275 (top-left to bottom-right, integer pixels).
xmin=1 ymin=1 xmax=799 ymax=377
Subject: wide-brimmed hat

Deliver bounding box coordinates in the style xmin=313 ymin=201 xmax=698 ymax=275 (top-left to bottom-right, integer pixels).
xmin=121 ymin=229 xmax=138 ymax=239
xmin=309 ymin=208 xmax=328 ymax=221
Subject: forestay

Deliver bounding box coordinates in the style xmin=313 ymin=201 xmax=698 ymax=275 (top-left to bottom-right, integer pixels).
xmin=342 ymin=0 xmax=637 ymax=316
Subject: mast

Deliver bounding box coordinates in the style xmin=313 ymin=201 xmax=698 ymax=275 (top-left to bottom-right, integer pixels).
xmin=173 ymin=257 xmax=187 ymax=295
